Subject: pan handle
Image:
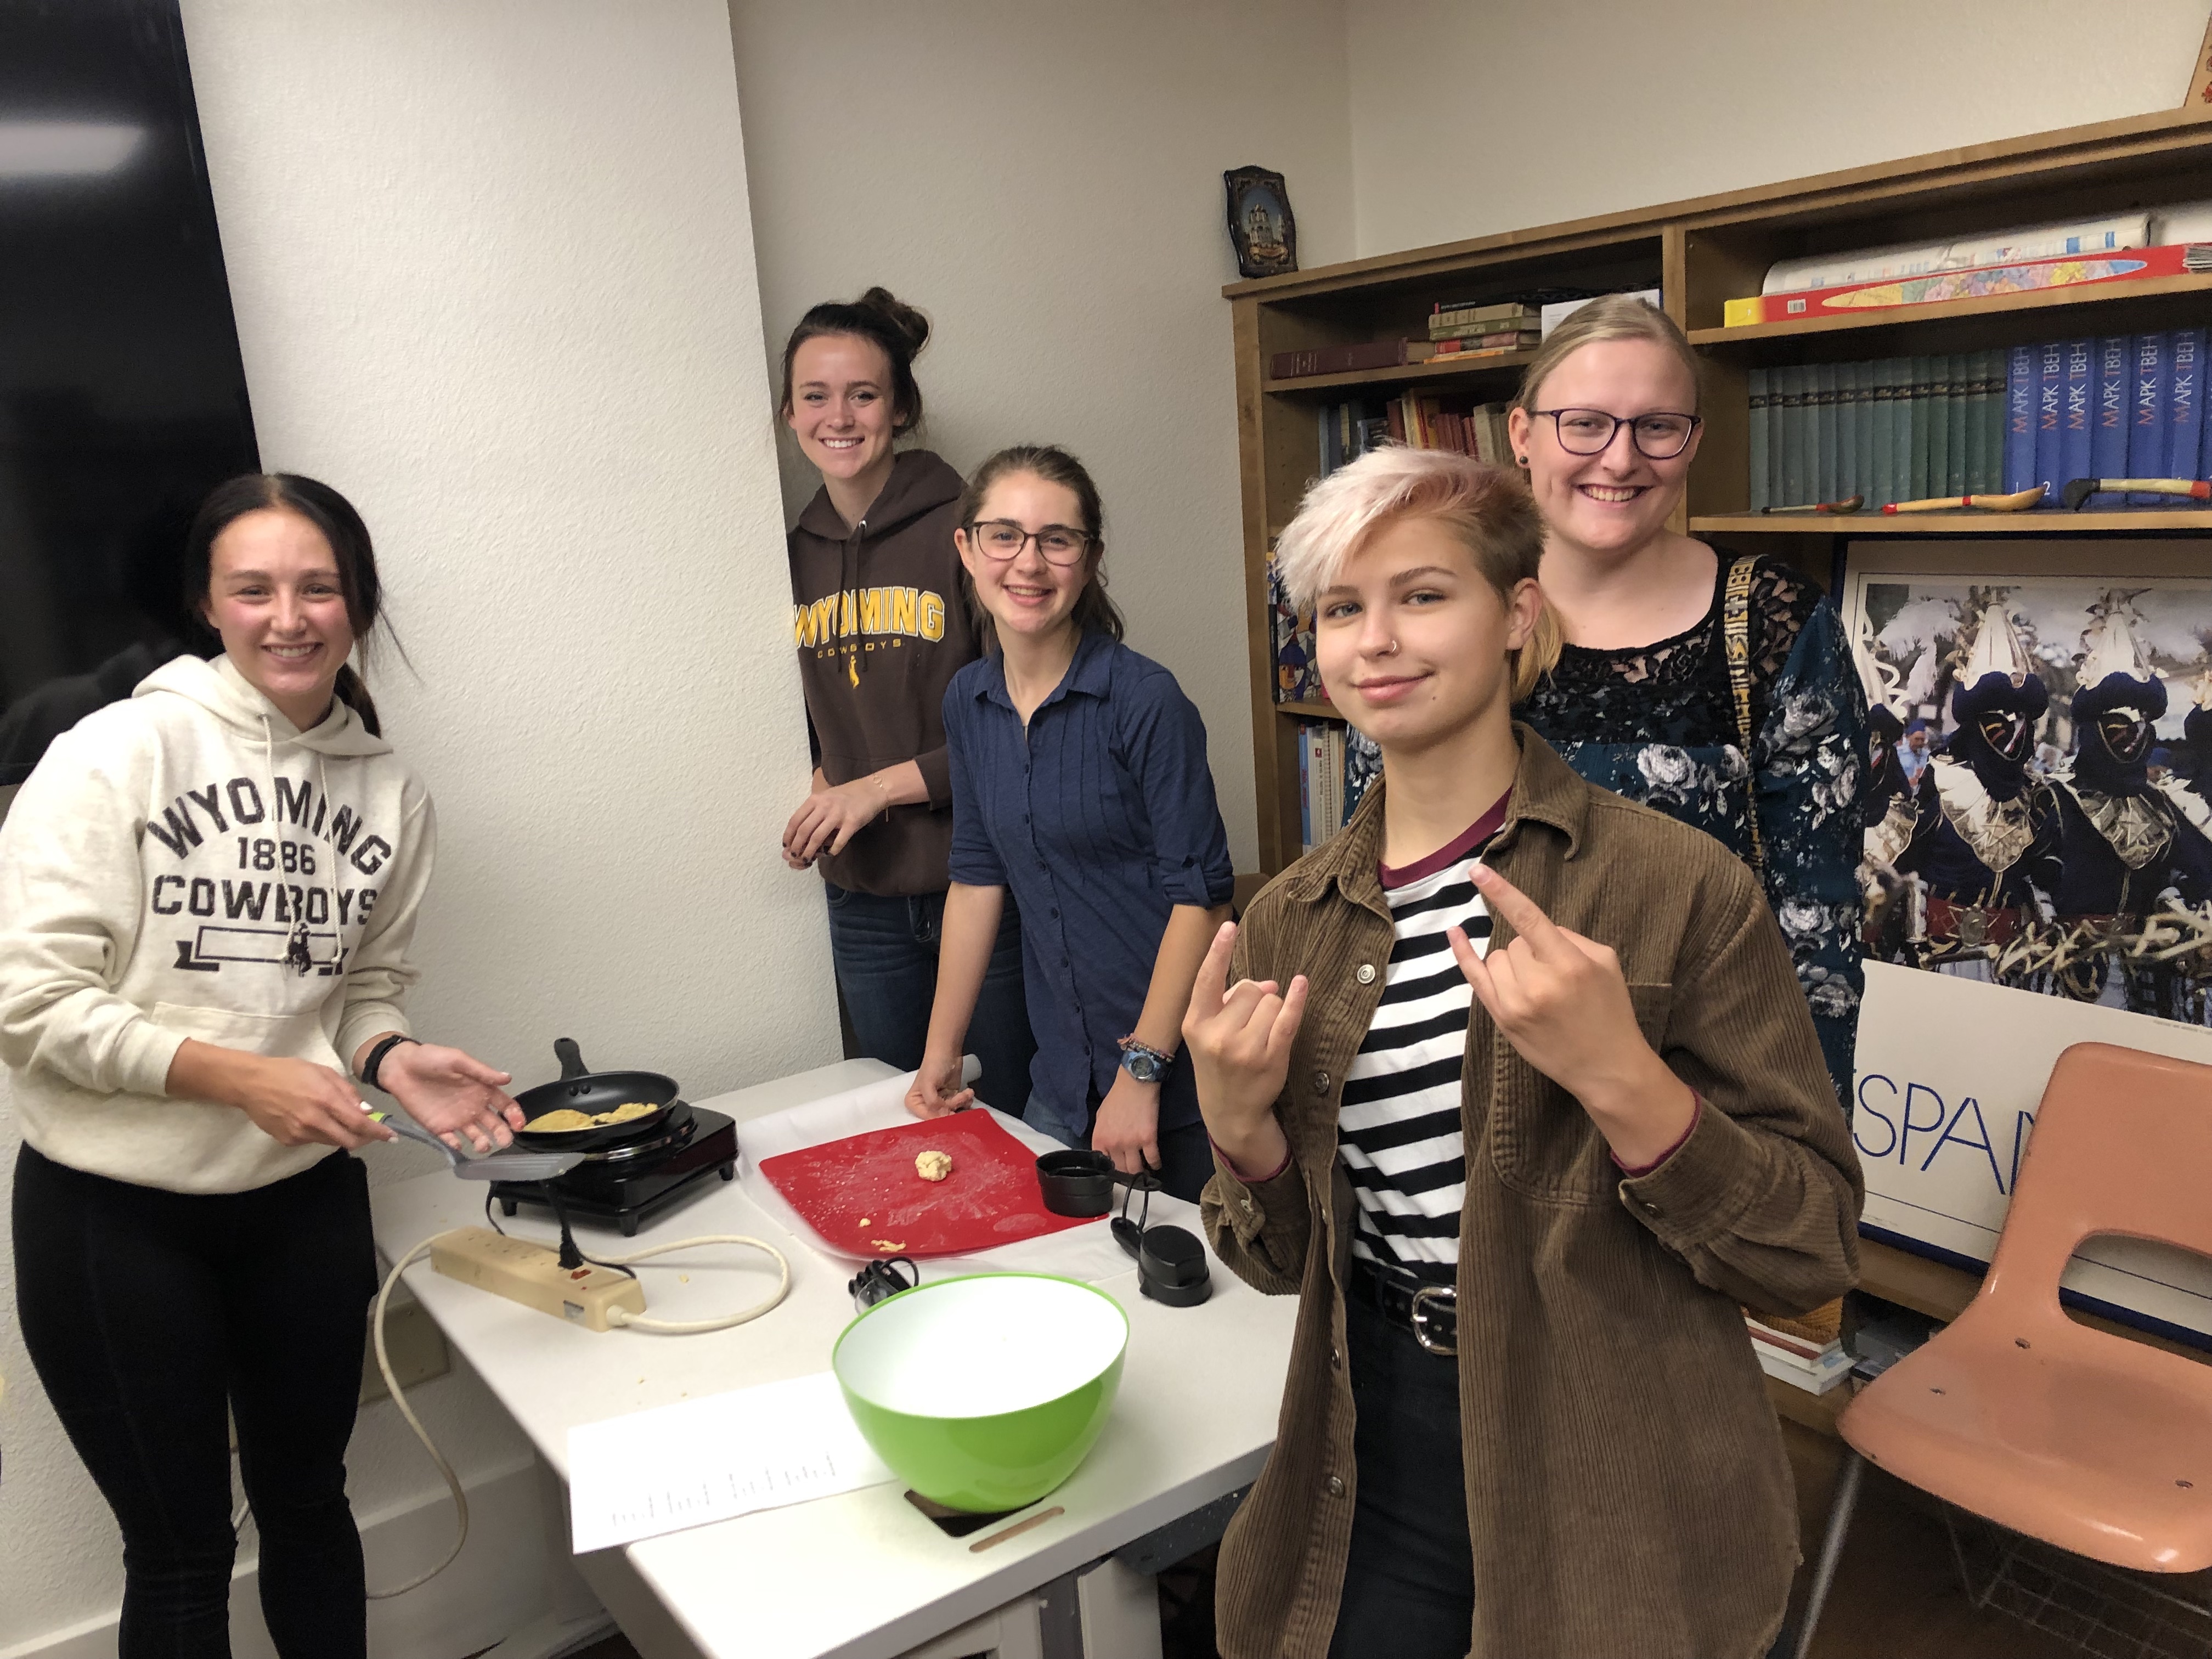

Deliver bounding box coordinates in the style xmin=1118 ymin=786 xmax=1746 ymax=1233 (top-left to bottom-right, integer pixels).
xmin=554 ymin=1037 xmax=589 ymax=1080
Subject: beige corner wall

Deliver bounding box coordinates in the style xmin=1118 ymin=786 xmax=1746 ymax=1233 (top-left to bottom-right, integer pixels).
xmin=728 ymin=0 xmax=1356 ymax=875
xmin=0 ymin=4 xmax=832 ymax=1655
xmin=1347 ymin=0 xmax=2212 ymax=257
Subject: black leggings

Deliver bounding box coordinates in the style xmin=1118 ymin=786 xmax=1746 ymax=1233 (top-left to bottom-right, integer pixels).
xmin=13 ymin=1143 xmax=377 ymax=1659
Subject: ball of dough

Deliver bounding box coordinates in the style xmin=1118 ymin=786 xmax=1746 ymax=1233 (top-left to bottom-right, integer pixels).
xmin=915 ymin=1149 xmax=953 ymax=1182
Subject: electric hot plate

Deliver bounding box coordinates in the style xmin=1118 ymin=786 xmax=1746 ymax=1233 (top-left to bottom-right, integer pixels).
xmin=489 ymin=1101 xmax=737 ymax=1235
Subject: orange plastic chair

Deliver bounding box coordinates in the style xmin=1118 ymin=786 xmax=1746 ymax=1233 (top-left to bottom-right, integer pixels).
xmin=1791 ymin=1041 xmax=2212 ymax=1658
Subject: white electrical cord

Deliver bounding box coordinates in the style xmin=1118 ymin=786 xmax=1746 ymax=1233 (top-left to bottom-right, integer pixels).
xmin=594 ymin=1234 xmax=791 ymax=1333
xmin=362 ymin=1226 xmax=794 ymax=1596
xmin=370 ymin=1235 xmax=470 ymax=1599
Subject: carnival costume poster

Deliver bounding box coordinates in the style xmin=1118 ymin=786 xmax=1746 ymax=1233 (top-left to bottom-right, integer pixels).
xmin=1842 ymin=543 xmax=2212 ymax=1341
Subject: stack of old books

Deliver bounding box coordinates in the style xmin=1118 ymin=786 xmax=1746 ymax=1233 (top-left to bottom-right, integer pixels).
xmin=1746 ymin=1302 xmax=1854 ymax=1395
xmin=1413 ymin=299 xmax=1541 ymax=362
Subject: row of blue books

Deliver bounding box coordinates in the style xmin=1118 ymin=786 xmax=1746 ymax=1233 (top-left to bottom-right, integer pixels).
xmin=2002 ymin=332 xmax=2206 ymax=506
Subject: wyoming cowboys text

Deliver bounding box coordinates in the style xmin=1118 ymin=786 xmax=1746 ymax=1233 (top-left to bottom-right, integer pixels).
xmin=792 ymin=585 xmax=948 ymax=653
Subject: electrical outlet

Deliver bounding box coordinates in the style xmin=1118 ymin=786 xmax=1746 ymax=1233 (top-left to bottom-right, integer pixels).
xmin=431 ymin=1227 xmax=645 ymax=1331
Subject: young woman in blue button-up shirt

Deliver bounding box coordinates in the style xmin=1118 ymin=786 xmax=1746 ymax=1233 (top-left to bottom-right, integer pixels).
xmin=904 ymin=445 xmax=1235 ymax=1200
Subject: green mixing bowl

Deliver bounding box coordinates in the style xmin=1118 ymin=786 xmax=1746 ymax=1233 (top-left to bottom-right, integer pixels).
xmin=832 ymin=1273 xmax=1128 ymax=1513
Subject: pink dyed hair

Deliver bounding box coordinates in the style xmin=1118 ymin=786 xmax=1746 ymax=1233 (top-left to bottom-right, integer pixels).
xmin=1273 ymin=445 xmax=1554 ymax=697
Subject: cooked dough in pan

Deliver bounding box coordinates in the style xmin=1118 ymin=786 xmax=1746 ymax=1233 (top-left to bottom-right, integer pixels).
xmin=528 ymin=1101 xmax=659 ymax=1132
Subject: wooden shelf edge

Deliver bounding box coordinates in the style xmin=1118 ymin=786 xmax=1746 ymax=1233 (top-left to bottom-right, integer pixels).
xmin=1688 ymin=270 xmax=2212 ymax=347
xmin=1765 ymin=1372 xmax=1855 ymax=1437
xmin=1224 ymin=105 xmax=2212 ymax=301
xmin=1263 ymin=350 xmax=1537 ymax=396
xmin=1274 ymin=699 xmax=1346 ymax=719
xmin=1691 ymin=510 xmax=2212 ymax=536
xmin=1856 ymin=1238 xmax=1979 ymax=1323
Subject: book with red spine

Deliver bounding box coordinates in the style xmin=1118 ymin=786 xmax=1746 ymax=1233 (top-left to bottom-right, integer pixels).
xmin=1269 ymin=339 xmax=1413 ymax=381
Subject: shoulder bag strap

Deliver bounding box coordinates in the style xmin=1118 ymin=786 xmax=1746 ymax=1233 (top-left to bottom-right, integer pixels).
xmin=1722 ymin=554 xmax=1765 ymax=877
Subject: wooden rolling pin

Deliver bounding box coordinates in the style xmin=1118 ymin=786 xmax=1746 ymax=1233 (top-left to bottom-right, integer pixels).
xmin=1761 ymin=494 xmax=1865 ymax=515
xmin=1882 ymin=485 xmax=2046 ymax=515
xmin=2061 ymin=476 xmax=2212 ymax=509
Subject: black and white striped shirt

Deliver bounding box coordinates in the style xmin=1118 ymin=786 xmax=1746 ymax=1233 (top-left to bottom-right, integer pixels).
xmin=1339 ymin=798 xmax=1507 ymax=1273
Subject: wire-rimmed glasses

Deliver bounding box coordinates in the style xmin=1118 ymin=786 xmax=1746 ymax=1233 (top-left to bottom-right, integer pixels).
xmin=1531 ymin=408 xmax=1702 ymax=459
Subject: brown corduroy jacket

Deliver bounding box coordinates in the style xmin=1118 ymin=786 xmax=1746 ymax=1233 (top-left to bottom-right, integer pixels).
xmin=1201 ymin=727 xmax=1863 ymax=1659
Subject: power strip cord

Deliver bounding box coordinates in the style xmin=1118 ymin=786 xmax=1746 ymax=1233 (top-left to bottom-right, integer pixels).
xmin=359 ymin=1226 xmax=792 ymax=1598
xmin=369 ymin=1235 xmax=470 ymax=1598
xmin=595 ymin=1234 xmax=791 ymax=1333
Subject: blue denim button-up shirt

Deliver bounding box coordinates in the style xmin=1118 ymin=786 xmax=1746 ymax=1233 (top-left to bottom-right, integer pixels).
xmin=944 ymin=630 xmax=1234 ymax=1141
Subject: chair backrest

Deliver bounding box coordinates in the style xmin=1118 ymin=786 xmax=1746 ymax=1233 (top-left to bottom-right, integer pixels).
xmin=1976 ymin=1042 xmax=2212 ymax=1323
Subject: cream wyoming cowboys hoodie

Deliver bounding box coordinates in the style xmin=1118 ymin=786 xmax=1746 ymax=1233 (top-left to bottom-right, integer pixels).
xmin=0 ymin=653 xmax=432 ymax=1193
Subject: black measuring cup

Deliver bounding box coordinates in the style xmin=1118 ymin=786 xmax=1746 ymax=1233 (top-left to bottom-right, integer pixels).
xmin=1034 ymin=1149 xmax=1211 ymax=1307
xmin=1036 ymin=1148 xmax=1118 ymax=1216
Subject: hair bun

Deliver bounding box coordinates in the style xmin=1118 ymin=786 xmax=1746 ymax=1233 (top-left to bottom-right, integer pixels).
xmin=854 ymin=286 xmax=930 ymax=356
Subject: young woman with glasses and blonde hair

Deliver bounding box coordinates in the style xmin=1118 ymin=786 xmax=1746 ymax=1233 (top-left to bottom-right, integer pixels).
xmin=904 ymin=445 xmax=1234 ymax=1201
xmin=1345 ymin=297 xmax=1866 ymax=1104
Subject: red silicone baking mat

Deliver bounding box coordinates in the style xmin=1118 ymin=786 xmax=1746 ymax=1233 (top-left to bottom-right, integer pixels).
xmin=757 ymin=1110 xmax=1094 ymax=1259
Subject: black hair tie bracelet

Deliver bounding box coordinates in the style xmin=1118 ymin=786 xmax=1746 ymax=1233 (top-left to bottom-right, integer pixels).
xmin=360 ymin=1034 xmax=419 ymax=1091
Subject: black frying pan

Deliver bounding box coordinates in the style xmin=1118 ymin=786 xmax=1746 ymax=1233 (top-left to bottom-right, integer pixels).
xmin=511 ymin=1037 xmax=680 ymax=1151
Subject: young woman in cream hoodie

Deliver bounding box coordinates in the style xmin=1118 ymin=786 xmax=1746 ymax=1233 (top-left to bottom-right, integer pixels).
xmin=0 ymin=473 xmax=521 ymax=1658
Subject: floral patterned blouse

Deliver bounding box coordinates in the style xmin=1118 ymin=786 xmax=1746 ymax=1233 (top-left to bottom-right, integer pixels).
xmin=1345 ymin=553 xmax=1868 ymax=1108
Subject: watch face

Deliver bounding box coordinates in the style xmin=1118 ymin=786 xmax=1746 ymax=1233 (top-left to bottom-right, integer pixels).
xmin=1121 ymin=1048 xmax=1165 ymax=1083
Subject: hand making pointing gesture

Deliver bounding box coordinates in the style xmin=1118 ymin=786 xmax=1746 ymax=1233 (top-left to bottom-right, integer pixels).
xmin=1449 ymin=862 xmax=1696 ymax=1169
xmin=1181 ymin=921 xmax=1305 ymax=1180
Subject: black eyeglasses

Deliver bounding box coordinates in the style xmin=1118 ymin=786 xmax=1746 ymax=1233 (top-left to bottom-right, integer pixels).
xmin=1532 ymin=408 xmax=1702 ymax=459
xmin=966 ymin=520 xmax=1094 ymax=567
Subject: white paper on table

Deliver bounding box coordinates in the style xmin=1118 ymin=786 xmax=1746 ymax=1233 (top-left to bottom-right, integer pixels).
xmin=566 ymin=1371 xmax=895 ymax=1552
xmin=734 ymin=1073 xmax=1208 ymax=1284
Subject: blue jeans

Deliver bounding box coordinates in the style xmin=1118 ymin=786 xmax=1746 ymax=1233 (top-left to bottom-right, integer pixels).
xmin=823 ymin=882 xmax=1035 ymax=1115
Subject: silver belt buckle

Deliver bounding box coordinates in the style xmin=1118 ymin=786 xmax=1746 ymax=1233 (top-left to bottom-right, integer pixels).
xmin=1409 ymin=1285 xmax=1457 ymax=1356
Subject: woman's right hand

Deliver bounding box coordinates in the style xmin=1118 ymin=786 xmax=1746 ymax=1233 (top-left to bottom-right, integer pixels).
xmin=168 ymin=1040 xmax=396 ymax=1150
xmin=905 ymin=1048 xmax=975 ymax=1118
xmin=236 ymin=1055 xmax=398 ymax=1149
xmin=1182 ymin=922 xmax=1304 ymax=1175
xmin=783 ymin=772 xmax=883 ymax=869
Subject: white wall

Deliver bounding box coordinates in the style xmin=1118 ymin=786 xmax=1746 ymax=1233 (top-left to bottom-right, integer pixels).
xmin=728 ymin=0 xmax=1356 ymax=875
xmin=1347 ymin=0 xmax=2212 ymax=257
xmin=0 ymin=2 xmax=833 ymax=1654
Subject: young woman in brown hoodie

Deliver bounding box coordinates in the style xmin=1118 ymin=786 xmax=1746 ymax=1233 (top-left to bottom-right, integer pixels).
xmin=778 ymin=289 xmax=1032 ymax=1109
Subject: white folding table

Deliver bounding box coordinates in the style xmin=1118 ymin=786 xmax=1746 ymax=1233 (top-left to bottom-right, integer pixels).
xmin=367 ymin=1059 xmax=1296 ymax=1659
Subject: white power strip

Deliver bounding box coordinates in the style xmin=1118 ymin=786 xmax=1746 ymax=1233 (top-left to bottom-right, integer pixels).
xmin=431 ymin=1226 xmax=645 ymax=1330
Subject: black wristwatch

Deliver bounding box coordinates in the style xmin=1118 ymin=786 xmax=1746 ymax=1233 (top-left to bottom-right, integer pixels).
xmin=1116 ymin=1035 xmax=1173 ymax=1085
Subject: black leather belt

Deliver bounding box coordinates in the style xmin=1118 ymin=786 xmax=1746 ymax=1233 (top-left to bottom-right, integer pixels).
xmin=1350 ymin=1255 xmax=1458 ymax=1356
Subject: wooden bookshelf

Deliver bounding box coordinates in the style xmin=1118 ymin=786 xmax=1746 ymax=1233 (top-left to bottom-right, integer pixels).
xmin=1685 ymin=270 xmax=2212 ymax=351
xmin=1227 ymin=104 xmax=2212 ymax=877
xmin=1690 ymin=510 xmax=2212 ymax=536
xmin=1262 ymin=349 xmax=1538 ymax=397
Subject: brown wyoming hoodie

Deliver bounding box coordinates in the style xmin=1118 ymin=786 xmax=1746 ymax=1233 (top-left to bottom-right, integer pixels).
xmin=788 ymin=448 xmax=980 ymax=896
